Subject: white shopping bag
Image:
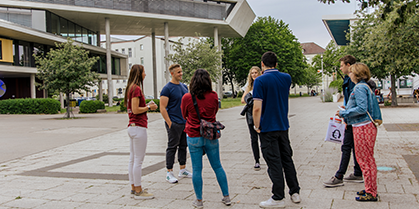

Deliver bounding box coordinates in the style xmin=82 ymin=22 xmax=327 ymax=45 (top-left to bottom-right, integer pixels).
xmin=324 ymin=116 xmax=345 ymax=144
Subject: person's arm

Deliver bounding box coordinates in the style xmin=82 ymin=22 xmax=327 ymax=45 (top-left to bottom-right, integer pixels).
xmin=131 ymin=97 xmax=157 ymax=114
xmin=181 ymin=95 xmax=188 ymax=120
xmin=253 ymin=100 xmax=262 ymax=133
xmin=338 ymin=86 xmax=368 ymax=118
xmin=159 ymin=96 xmax=172 ymax=128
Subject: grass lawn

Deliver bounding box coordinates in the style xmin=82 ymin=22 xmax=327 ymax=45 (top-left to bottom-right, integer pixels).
xmin=105 ymin=105 xmax=121 ymax=112
xmin=221 ymin=98 xmax=244 ymax=109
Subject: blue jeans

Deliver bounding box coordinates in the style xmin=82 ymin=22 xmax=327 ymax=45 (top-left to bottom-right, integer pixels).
xmin=187 ymin=136 xmax=229 ymax=200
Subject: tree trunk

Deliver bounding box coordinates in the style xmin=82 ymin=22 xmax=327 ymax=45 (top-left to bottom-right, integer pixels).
xmin=307 ymin=86 xmax=310 ymax=95
xmin=66 ymin=91 xmax=71 ymax=118
xmin=391 ymin=74 xmax=398 ymax=106
xmin=230 ymin=75 xmax=235 ymax=98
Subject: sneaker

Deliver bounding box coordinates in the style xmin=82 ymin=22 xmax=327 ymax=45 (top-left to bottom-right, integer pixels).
xmin=323 ymin=176 xmax=344 ymax=187
xmin=357 ymin=190 xmax=366 ymax=196
xmin=290 ymin=193 xmax=301 ymax=203
xmin=166 ymin=171 xmax=178 ymax=183
xmin=343 ymin=173 xmax=364 ymax=183
xmin=254 ymin=163 xmax=261 ymax=171
xmin=178 ymin=168 xmax=193 ymax=178
xmin=222 ymin=196 xmax=231 ymax=206
xmin=259 ymin=197 xmax=285 ymax=208
xmin=134 ymin=189 xmax=154 ymax=200
xmin=355 ymin=193 xmax=378 ymax=201
xmin=192 ymin=199 xmax=204 ymax=208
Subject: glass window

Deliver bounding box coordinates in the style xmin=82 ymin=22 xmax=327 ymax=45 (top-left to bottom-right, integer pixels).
xmin=59 ymin=17 xmax=68 ymax=37
xmin=18 ymin=41 xmax=31 ymax=67
xmin=115 ymin=49 xmax=118 ymax=52
xmin=121 ymin=48 xmax=125 ymax=54
xmin=129 ymin=63 xmax=132 ymax=70
xmin=50 ymin=13 xmax=59 ymax=35
xmin=141 ymin=57 xmax=144 ymax=64
xmin=68 ymin=21 xmax=75 ymax=39
xmin=82 ymin=28 xmax=88 ymax=44
xmin=75 ymin=25 xmax=82 ymax=42
xmin=140 ymin=44 xmax=143 ymax=50
xmin=128 ymin=48 xmax=132 ymax=57
xmin=113 ymin=58 xmax=120 ymax=75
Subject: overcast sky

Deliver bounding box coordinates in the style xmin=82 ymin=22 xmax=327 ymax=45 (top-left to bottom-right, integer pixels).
xmin=246 ymin=0 xmax=359 ymax=48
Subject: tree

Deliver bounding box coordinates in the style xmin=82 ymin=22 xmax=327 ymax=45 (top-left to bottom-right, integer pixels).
xmin=34 ymin=38 xmax=100 ymax=118
xmin=166 ymin=37 xmax=222 ymax=84
xmin=346 ymin=5 xmax=419 ymax=106
xmin=311 ymin=41 xmax=346 ymax=77
xmin=303 ymin=65 xmax=322 ymax=94
xmin=225 ymin=16 xmax=308 ymax=87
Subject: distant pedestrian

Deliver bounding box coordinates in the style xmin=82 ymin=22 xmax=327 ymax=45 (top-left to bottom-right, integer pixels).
xmin=336 ymin=63 xmax=382 ymax=201
xmin=181 ymin=69 xmax=231 ymax=208
xmin=160 ymin=64 xmax=192 ymax=184
xmin=323 ymin=55 xmax=364 ymax=188
xmin=240 ymin=66 xmax=262 ymax=171
xmin=124 ymin=64 xmax=158 ymax=200
xmin=253 ymin=52 xmax=301 ymax=208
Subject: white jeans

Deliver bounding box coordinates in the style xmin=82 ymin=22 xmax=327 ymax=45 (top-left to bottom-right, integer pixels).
xmin=127 ymin=126 xmax=147 ymax=186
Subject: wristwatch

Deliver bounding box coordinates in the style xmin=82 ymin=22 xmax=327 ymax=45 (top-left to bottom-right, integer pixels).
xmin=147 ymin=105 xmax=150 ymax=110
xmin=253 ymin=125 xmax=260 ymax=131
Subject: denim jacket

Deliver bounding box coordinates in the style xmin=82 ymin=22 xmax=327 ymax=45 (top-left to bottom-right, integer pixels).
xmin=339 ymin=80 xmax=382 ymax=125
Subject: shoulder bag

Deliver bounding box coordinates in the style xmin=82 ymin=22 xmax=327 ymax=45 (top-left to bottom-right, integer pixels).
xmin=192 ymin=94 xmax=225 ymax=140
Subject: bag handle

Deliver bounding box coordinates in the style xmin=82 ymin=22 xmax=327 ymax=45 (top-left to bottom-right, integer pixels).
xmin=191 ymin=94 xmax=201 ymax=121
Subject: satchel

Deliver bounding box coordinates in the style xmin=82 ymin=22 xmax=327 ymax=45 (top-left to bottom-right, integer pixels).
xmin=192 ymin=94 xmax=225 ymax=140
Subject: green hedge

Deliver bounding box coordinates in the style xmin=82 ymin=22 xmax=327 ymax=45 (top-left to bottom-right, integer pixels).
xmin=0 ymin=98 xmax=61 ymax=114
xmin=79 ymin=100 xmax=105 ymax=113
xmin=120 ymin=99 xmax=160 ymax=112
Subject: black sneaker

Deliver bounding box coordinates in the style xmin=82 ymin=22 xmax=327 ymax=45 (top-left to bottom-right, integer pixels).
xmin=357 ymin=190 xmax=366 ymax=196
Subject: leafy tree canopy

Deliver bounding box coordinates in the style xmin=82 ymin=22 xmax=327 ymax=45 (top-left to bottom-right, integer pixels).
xmin=311 ymin=41 xmax=346 ymax=77
xmin=35 ymin=38 xmax=99 ymax=117
xmin=166 ymin=37 xmax=222 ymax=84
xmin=226 ymin=16 xmax=308 ymax=87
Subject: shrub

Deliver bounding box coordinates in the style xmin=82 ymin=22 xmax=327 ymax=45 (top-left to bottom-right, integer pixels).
xmin=119 ymin=99 xmax=160 ymax=112
xmin=95 ymin=94 xmax=109 ymax=104
xmin=384 ymin=101 xmax=391 ymax=106
xmin=79 ymin=100 xmax=105 ymax=113
xmin=0 ymin=98 xmax=61 ymax=114
xmin=237 ymin=91 xmax=244 ymax=98
xmin=329 ymin=80 xmax=343 ymax=93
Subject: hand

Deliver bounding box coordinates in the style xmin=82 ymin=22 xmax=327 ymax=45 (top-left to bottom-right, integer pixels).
xmin=167 ymin=121 xmax=172 ymax=129
xmin=149 ymin=103 xmax=158 ymax=111
xmin=256 ymin=129 xmax=260 ymax=133
xmin=241 ymin=98 xmax=245 ymax=104
xmin=335 ymin=110 xmax=341 ymax=117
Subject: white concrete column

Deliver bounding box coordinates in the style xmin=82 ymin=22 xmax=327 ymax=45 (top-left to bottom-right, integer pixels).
xmin=59 ymin=92 xmax=64 ymax=109
xmin=98 ymin=81 xmax=103 ymax=101
xmin=152 ymin=32 xmax=157 ymax=99
xmin=30 ymin=74 xmax=36 ymax=98
xmin=164 ymin=22 xmax=170 ymax=84
xmin=105 ymin=17 xmax=113 ymax=107
xmin=214 ymin=27 xmax=222 ymax=97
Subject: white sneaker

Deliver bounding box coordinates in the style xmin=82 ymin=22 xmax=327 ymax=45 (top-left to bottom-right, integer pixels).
xmin=291 ymin=193 xmax=301 ymax=203
xmin=178 ymin=168 xmax=193 ymax=178
xmin=166 ymin=171 xmax=178 ymax=183
xmin=259 ymin=197 xmax=285 ymax=208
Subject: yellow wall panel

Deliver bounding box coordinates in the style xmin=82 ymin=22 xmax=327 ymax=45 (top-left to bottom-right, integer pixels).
xmin=0 ymin=38 xmax=13 ymax=63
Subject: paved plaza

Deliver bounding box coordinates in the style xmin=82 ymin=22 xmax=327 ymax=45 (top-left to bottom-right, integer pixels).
xmin=0 ymin=97 xmax=419 ymax=209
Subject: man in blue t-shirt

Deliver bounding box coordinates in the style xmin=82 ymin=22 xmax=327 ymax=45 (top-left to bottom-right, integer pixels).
xmin=253 ymin=51 xmax=301 ymax=208
xmin=160 ymin=64 xmax=192 ymax=184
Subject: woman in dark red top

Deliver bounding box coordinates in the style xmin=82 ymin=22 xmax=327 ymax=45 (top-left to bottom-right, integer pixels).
xmin=124 ymin=64 xmax=157 ymax=200
xmin=181 ymin=69 xmax=230 ymax=208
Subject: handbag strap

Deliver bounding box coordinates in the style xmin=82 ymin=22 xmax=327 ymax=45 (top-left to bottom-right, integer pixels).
xmin=191 ymin=94 xmax=201 ymax=121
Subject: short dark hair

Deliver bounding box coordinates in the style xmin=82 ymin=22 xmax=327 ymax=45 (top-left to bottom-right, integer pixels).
xmin=169 ymin=64 xmax=181 ymax=72
xmin=190 ymin=69 xmax=212 ymax=99
xmin=261 ymin=51 xmax=278 ymax=68
xmin=339 ymin=55 xmax=356 ymax=66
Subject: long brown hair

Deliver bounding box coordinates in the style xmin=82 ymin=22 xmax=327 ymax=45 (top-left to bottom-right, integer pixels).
xmin=124 ymin=64 xmax=145 ymax=107
xmin=190 ymin=69 xmax=212 ymax=100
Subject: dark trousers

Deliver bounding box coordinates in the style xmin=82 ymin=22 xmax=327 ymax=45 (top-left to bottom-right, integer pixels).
xmin=335 ymin=125 xmax=362 ymax=179
xmin=247 ymin=124 xmax=260 ymax=164
xmin=260 ymin=130 xmax=300 ymax=200
xmin=165 ymin=122 xmax=187 ymax=170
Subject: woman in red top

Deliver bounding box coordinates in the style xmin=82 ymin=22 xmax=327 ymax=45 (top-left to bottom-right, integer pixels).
xmin=181 ymin=69 xmax=230 ymax=208
xmin=124 ymin=64 xmax=157 ymax=200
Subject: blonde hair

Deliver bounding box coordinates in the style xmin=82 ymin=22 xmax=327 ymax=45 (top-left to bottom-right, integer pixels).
xmin=246 ymin=66 xmax=262 ymax=92
xmin=349 ymin=63 xmax=371 ymax=83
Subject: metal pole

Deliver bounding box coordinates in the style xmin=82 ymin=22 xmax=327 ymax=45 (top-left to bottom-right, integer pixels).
xmin=320 ymin=55 xmax=326 ymax=102
xmin=152 ymin=32 xmax=157 ymax=99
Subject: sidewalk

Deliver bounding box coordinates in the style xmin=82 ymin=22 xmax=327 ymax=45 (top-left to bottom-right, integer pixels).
xmin=0 ymin=97 xmax=418 ymax=209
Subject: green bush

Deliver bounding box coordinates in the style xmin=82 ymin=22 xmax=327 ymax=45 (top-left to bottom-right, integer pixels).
xmin=95 ymin=94 xmax=109 ymax=104
xmin=120 ymin=99 xmax=160 ymax=112
xmin=237 ymin=91 xmax=244 ymax=98
xmin=329 ymin=80 xmax=343 ymax=93
xmin=79 ymin=100 xmax=105 ymax=113
xmin=384 ymin=101 xmax=391 ymax=106
xmin=0 ymin=98 xmax=61 ymax=114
